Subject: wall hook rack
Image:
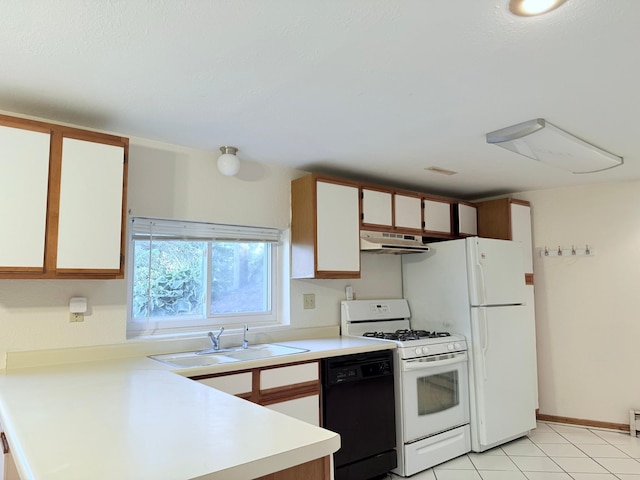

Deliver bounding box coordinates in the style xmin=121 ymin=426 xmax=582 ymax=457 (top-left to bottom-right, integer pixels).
xmin=539 ymin=245 xmax=595 ymax=258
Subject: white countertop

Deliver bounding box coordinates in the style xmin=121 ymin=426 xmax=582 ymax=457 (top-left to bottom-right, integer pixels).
xmin=0 ymin=336 xmax=395 ymax=480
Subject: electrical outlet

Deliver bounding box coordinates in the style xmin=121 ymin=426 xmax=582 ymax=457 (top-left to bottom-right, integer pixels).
xmin=303 ymin=293 xmax=315 ymax=309
xmin=70 ymin=313 xmax=84 ymax=322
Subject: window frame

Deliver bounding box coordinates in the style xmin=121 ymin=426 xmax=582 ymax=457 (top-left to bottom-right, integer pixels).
xmin=126 ymin=217 xmax=283 ymax=338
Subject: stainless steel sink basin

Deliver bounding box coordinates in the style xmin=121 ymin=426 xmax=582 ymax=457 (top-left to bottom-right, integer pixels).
xmin=149 ymin=343 xmax=308 ymax=369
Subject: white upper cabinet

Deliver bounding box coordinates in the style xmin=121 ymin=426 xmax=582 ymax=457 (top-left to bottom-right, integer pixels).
xmin=291 ymin=175 xmax=360 ymax=279
xmin=457 ymin=203 xmax=478 ymax=237
xmin=316 ymin=180 xmax=360 ymax=274
xmin=510 ymin=203 xmax=533 ymax=274
xmin=476 ymin=197 xmax=534 ymax=276
xmin=362 ymin=188 xmax=422 ymax=233
xmin=423 ymin=198 xmax=453 ymax=236
xmin=57 ymin=138 xmax=125 ymax=271
xmin=361 ymin=188 xmax=392 ymax=227
xmin=0 ymin=114 xmax=128 ymax=279
xmin=0 ymin=123 xmax=51 ymax=271
xmin=394 ymin=193 xmax=422 ymax=231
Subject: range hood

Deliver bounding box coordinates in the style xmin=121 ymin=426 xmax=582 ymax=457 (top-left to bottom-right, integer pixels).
xmin=360 ymin=230 xmax=430 ymax=255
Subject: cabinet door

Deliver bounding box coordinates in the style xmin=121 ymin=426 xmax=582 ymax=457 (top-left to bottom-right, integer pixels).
xmin=510 ymin=203 xmax=533 ymax=274
xmin=423 ymin=198 xmax=453 ymax=235
xmin=361 ymin=188 xmax=392 ymax=227
xmin=56 ymin=137 xmax=125 ymax=272
xmin=0 ymin=124 xmax=51 ymax=272
xmin=197 ymin=372 xmax=253 ymax=397
xmin=260 ymin=362 xmax=319 ymax=389
xmin=316 ymin=181 xmax=360 ymax=274
xmin=394 ymin=194 xmax=422 ymax=231
xmin=458 ymin=203 xmax=478 ymax=236
xmin=265 ymin=394 xmax=320 ymax=426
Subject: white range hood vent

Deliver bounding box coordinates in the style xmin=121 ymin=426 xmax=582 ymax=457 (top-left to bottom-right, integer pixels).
xmin=360 ymin=230 xmax=430 ymax=255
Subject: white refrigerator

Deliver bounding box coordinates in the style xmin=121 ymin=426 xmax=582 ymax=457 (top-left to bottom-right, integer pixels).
xmin=402 ymin=237 xmax=537 ymax=452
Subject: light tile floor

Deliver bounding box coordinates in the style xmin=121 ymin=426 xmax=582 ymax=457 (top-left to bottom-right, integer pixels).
xmin=388 ymin=422 xmax=640 ymax=480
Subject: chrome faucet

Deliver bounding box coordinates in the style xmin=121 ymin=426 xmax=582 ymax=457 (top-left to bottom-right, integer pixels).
xmin=208 ymin=327 xmax=224 ymax=351
xmin=242 ymin=324 xmax=249 ymax=349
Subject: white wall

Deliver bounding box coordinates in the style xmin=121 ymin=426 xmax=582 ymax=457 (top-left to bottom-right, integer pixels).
xmin=517 ymin=181 xmax=640 ymax=427
xmin=0 ymin=136 xmax=402 ymax=369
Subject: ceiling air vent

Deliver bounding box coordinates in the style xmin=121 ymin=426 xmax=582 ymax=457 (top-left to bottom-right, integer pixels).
xmin=425 ymin=166 xmax=458 ymax=176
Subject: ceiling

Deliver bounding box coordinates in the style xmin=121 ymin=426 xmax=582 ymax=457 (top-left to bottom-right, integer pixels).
xmin=1 ymin=0 xmax=638 ymax=199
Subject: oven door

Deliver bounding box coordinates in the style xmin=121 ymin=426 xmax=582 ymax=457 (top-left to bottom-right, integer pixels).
xmin=399 ymin=351 xmax=470 ymax=443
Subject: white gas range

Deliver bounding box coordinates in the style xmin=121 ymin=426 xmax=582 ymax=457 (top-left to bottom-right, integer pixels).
xmin=341 ymin=299 xmax=471 ymax=477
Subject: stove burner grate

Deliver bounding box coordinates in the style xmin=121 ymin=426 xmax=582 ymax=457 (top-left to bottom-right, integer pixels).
xmin=363 ymin=329 xmax=451 ymax=342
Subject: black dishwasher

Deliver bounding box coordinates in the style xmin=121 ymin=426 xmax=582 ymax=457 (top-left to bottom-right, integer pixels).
xmin=321 ymin=349 xmax=396 ymax=480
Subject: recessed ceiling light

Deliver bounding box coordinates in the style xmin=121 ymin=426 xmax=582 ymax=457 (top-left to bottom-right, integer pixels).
xmin=509 ymin=0 xmax=567 ymax=16
xmin=425 ymin=166 xmax=458 ymax=176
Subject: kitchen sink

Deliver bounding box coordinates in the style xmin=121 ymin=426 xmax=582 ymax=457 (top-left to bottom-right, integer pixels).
xmin=150 ymin=351 xmax=241 ymax=368
xmin=149 ymin=343 xmax=309 ymax=369
xmin=224 ymin=343 xmax=308 ymax=361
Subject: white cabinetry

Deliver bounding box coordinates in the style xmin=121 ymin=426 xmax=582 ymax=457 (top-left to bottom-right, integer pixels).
xmin=260 ymin=362 xmax=320 ymax=426
xmin=197 ymin=372 xmax=252 ymax=397
xmin=265 ymin=395 xmax=320 ymax=426
xmin=510 ymin=203 xmax=533 ymax=274
xmin=457 ymin=203 xmax=478 ymax=237
xmin=423 ymin=197 xmax=453 ymax=237
xmin=361 ymin=188 xmax=422 ymax=233
xmin=56 ymin=138 xmax=125 ymax=271
xmin=394 ymin=193 xmax=422 ymax=231
xmin=0 ymin=114 xmax=128 ymax=279
xmin=361 ymin=188 xmax=392 ymax=227
xmin=0 ymin=123 xmax=51 ymax=271
xmin=193 ymin=361 xmax=321 ymax=426
xmin=291 ymin=175 xmax=360 ymax=279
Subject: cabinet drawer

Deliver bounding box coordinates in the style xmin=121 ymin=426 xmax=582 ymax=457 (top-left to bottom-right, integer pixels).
xmin=197 ymin=372 xmax=252 ymax=396
xmin=260 ymin=362 xmax=319 ymax=390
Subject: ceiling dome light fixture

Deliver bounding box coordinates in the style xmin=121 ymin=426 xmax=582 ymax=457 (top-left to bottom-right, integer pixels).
xmin=217 ymin=146 xmax=240 ymax=176
xmin=509 ymin=0 xmax=567 ymax=16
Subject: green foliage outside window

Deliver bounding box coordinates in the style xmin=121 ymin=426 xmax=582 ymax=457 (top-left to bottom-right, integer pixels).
xmin=132 ymin=241 xmax=206 ymax=318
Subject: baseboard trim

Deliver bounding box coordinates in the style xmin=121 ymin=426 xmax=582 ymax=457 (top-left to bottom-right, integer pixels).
xmin=536 ymin=413 xmax=630 ymax=432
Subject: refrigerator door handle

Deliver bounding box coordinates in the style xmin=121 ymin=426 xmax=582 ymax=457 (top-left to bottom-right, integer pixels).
xmin=477 ymin=260 xmax=487 ymax=306
xmin=480 ymin=309 xmax=489 ymax=380
xmin=470 ymin=239 xmax=487 ymax=305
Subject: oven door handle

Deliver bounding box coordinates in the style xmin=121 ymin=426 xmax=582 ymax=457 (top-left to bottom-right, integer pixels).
xmin=402 ymin=352 xmax=468 ymax=371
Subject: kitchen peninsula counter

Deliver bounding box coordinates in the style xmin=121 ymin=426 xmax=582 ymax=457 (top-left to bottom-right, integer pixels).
xmin=0 ymin=336 xmax=394 ymax=480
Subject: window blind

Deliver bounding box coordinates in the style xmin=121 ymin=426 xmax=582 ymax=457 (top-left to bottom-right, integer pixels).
xmin=130 ymin=217 xmax=282 ymax=243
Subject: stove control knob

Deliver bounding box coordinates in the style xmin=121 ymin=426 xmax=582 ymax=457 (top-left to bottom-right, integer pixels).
xmin=415 ymin=347 xmax=423 ymax=355
xmin=454 ymin=343 xmax=461 ymax=350
xmin=448 ymin=344 xmax=455 ymax=351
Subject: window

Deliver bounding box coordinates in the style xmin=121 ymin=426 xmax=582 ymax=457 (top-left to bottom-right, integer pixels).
xmin=127 ymin=217 xmax=282 ymax=337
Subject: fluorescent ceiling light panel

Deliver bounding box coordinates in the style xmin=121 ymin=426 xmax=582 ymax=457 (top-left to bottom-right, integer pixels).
xmin=486 ymin=119 xmax=623 ymax=174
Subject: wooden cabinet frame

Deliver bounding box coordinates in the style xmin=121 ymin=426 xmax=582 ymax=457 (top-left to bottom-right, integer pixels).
xmin=191 ymin=360 xmax=321 ymax=411
xmin=0 ymin=114 xmax=128 ymax=279
xmin=291 ymin=174 xmax=360 ymax=279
